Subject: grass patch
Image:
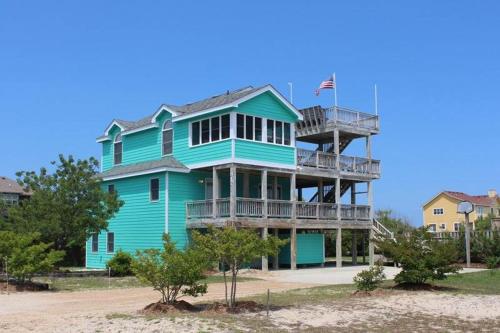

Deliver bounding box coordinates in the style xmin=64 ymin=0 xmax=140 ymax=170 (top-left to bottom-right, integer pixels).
xmin=34 ymin=274 xmax=260 ymax=291
xmin=432 ymin=269 xmax=500 ymax=294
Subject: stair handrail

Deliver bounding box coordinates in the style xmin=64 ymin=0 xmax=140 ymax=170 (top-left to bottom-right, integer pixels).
xmin=372 ymin=218 xmax=395 ymax=240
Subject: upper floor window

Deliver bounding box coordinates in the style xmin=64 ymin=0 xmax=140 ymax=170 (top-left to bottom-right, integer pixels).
xmin=433 ymin=208 xmax=444 ymax=215
xmin=266 ymin=119 xmax=291 ymax=146
xmin=477 ymin=206 xmax=484 ymax=216
xmin=191 ymin=114 xmax=230 ymax=146
xmin=114 ymin=134 xmax=122 ymax=165
xmin=107 ymin=184 xmax=115 ymax=194
xmin=162 ymin=120 xmax=173 ymax=155
xmin=237 ymin=114 xmax=262 ymax=142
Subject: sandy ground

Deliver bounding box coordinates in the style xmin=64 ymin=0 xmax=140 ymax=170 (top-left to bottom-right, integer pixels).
xmin=0 ymin=267 xmax=494 ymax=332
xmin=0 ymin=280 xmax=314 ymax=332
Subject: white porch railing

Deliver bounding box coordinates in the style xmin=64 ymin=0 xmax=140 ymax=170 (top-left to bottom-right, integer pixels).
xmin=236 ymin=197 xmax=264 ymax=217
xmin=296 ymin=148 xmax=380 ymax=176
xmin=267 ymin=199 xmax=293 ymax=218
xmin=186 ymin=199 xmax=372 ymax=222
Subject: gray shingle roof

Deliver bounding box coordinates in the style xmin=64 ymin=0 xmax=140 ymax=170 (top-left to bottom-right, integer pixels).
xmin=105 ymin=85 xmax=265 ymax=134
xmin=99 ymin=157 xmax=189 ymax=179
xmin=0 ymin=176 xmax=29 ymax=195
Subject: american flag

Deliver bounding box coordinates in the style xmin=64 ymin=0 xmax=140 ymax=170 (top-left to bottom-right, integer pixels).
xmin=315 ymin=75 xmax=336 ymax=96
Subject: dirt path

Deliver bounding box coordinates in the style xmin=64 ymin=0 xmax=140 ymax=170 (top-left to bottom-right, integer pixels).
xmin=0 ymin=280 xmax=315 ymax=332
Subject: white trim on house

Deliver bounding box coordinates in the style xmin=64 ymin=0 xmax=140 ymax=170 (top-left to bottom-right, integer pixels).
xmin=122 ymin=123 xmax=159 ymax=136
xmin=96 ymin=136 xmax=110 ymax=143
xmin=104 ymin=120 xmax=126 ymax=136
xmin=172 ymin=85 xmax=303 ymax=122
xmin=165 ymin=172 xmax=169 ymax=234
xmin=151 ymin=104 xmax=181 ymax=123
xmin=101 ymin=167 xmax=189 ymax=181
xmin=186 ymin=157 xmax=296 ymax=171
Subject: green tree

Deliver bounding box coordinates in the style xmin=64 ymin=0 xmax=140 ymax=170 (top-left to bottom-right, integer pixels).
xmin=376 ymin=209 xmax=414 ymax=236
xmin=192 ymin=226 xmax=287 ymax=309
xmin=5 ymin=155 xmax=123 ymax=265
xmin=475 ymin=213 xmax=494 ymax=231
xmin=375 ymin=227 xmax=461 ymax=285
xmin=2 ymin=231 xmax=65 ymax=283
xmin=131 ymin=234 xmax=208 ymax=304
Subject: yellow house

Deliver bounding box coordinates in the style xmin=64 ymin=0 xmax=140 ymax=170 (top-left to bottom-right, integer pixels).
xmin=422 ymin=190 xmax=500 ymax=232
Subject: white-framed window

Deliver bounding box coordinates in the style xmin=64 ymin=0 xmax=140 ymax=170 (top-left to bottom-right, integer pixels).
xmin=453 ymin=222 xmax=461 ymax=232
xmin=477 ymin=206 xmax=484 ymax=217
xmin=91 ymin=233 xmax=98 ymax=252
xmin=439 ymin=223 xmax=446 ymax=230
xmin=236 ymin=114 xmax=263 ymax=142
xmin=428 ymin=224 xmax=437 ymax=232
xmin=191 ymin=114 xmax=230 ymax=146
xmin=265 ymin=119 xmax=292 ymax=146
xmin=433 ymin=208 xmax=444 ymax=215
xmin=150 ymin=178 xmax=160 ymax=202
xmin=107 ymin=232 xmax=114 ymax=253
xmin=162 ymin=120 xmax=173 ymax=155
xmin=114 ymin=133 xmax=122 ymax=165
xmin=1 ymin=193 xmax=19 ymax=206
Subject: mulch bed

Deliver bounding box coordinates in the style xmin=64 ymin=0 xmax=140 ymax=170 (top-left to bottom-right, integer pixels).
xmin=0 ymin=280 xmax=49 ymax=292
xmin=141 ymin=300 xmax=267 ymax=315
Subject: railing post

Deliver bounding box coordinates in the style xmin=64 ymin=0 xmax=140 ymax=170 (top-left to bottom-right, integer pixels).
xmin=262 ymin=169 xmax=268 ymax=218
xmin=315 ymin=151 xmax=319 ymax=168
xmin=316 ymin=203 xmax=320 ymax=220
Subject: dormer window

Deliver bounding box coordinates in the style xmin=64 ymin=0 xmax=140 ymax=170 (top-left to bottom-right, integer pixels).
xmin=114 ymin=134 xmax=122 ymax=165
xmin=162 ymin=120 xmax=173 ymax=155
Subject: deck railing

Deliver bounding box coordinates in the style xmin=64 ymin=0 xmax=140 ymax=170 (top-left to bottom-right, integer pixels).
xmin=187 ymin=199 xmax=370 ymax=222
xmin=297 ymin=106 xmax=379 ymax=136
xmin=296 ymin=148 xmax=380 ymax=175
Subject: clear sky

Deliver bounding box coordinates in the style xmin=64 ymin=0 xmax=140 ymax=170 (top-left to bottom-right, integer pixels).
xmin=1 ymin=1 xmax=499 ymax=225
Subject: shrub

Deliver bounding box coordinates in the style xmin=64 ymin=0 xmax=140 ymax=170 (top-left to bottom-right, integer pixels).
xmin=375 ymin=227 xmax=461 ymax=285
xmin=191 ymin=226 xmax=287 ymax=309
xmin=131 ymin=234 xmax=208 ymax=304
xmin=353 ymin=263 xmax=386 ymax=292
xmin=106 ymin=250 xmax=133 ymax=276
xmin=485 ymin=256 xmax=500 ymax=269
xmin=3 ymin=231 xmax=65 ymax=283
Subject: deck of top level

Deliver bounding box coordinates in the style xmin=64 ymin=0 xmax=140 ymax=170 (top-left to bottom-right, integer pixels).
xmin=296 ymin=105 xmax=379 ymax=142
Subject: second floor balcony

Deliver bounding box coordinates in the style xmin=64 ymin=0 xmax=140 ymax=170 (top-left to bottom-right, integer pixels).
xmin=296 ymin=148 xmax=380 ymax=177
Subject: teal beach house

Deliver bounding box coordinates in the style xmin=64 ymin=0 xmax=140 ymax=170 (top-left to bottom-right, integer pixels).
xmin=86 ymin=85 xmax=391 ymax=269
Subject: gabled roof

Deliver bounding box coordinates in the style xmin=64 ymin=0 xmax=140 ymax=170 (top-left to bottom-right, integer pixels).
xmin=423 ymin=190 xmax=499 ymax=208
xmin=98 ymin=157 xmax=189 ymax=181
xmin=98 ymin=84 xmax=301 ymax=140
xmin=0 ymin=176 xmax=30 ymax=195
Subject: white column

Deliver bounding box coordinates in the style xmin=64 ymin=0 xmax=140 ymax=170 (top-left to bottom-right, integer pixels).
xmin=291 ymin=227 xmax=297 ymax=270
xmin=230 ymin=166 xmax=236 ymax=219
xmin=262 ymin=169 xmax=268 ymax=218
xmin=368 ymin=181 xmax=374 ymax=220
xmin=262 ymin=227 xmax=268 ymax=272
xmin=336 ymin=228 xmax=342 ymax=268
xmin=212 ymin=168 xmax=218 ymax=218
xmin=369 ymin=228 xmax=375 ymax=266
xmin=291 ymin=173 xmax=296 ymax=219
xmin=273 ymin=228 xmax=279 ymax=270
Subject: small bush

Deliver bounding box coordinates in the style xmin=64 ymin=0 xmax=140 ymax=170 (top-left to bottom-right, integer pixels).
xmin=353 ymin=263 xmax=386 ymax=292
xmin=106 ymin=250 xmax=133 ymax=276
xmin=485 ymin=256 xmax=500 ymax=269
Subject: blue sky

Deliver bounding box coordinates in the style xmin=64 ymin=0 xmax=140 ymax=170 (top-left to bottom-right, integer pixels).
xmin=1 ymin=1 xmax=499 ymax=225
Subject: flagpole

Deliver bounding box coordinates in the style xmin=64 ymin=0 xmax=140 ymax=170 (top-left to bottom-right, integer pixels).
xmin=374 ymin=84 xmax=378 ymax=115
xmin=288 ymin=82 xmax=293 ymax=104
xmin=333 ymin=73 xmax=337 ymax=107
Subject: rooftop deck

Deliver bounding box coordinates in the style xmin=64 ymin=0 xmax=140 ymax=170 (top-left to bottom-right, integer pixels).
xmin=296 ymin=106 xmax=379 ymax=141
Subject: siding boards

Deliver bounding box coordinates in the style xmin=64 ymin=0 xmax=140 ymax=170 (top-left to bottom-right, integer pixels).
xmin=86 ymin=173 xmax=165 ymax=268
xmin=279 ymin=233 xmax=325 ymax=265
xmin=237 ymin=92 xmax=297 ymax=123
xmin=235 ymin=140 xmax=295 ymax=165
xmin=168 ymin=171 xmax=209 ymax=249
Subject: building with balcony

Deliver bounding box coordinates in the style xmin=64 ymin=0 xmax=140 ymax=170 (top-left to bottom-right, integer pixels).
xmin=423 ymin=189 xmax=500 ymax=232
xmin=86 ymin=85 xmax=391 ymax=269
